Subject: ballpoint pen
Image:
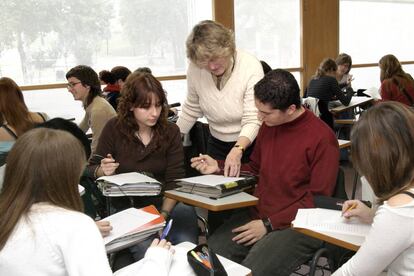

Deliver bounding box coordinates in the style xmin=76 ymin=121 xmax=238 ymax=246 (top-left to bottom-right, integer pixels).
xmin=160 ymin=219 xmax=173 ymax=240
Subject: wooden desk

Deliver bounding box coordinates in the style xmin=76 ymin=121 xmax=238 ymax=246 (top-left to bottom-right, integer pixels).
xmin=338 ymin=139 xmax=351 ymax=149
xmin=294 ymin=227 xmax=361 ymax=252
xmin=165 ymin=190 xmax=258 ymax=212
xmin=114 ymin=241 xmax=252 ymax=276
xmin=330 ymin=96 xmax=373 ymax=114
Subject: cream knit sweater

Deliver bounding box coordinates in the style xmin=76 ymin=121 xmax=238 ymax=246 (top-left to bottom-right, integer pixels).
xmin=177 ymin=50 xmax=263 ymax=142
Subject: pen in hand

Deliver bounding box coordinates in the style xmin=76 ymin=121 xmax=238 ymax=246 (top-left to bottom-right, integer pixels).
xmin=160 ymin=219 xmax=173 ymax=240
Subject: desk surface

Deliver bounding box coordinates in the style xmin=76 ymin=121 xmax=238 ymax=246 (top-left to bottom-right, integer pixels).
xmin=165 ymin=190 xmax=258 ymax=211
xmin=114 ymin=241 xmax=252 ymax=276
xmin=338 ymin=139 xmax=351 ymax=149
xmin=330 ymin=96 xmax=373 ymax=113
xmin=294 ymin=227 xmax=362 ymax=251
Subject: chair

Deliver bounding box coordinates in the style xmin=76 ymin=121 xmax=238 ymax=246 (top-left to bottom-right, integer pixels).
xmin=302 ymin=97 xmax=321 ymax=117
xmin=293 ymin=167 xmax=349 ymax=276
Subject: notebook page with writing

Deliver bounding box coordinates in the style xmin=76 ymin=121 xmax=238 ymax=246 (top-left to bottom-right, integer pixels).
xmin=177 ymin=175 xmax=244 ymax=187
xmin=293 ymin=208 xmax=371 ymax=237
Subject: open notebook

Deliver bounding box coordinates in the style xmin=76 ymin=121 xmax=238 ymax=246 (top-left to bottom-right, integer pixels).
xmin=102 ymin=205 xmax=165 ymax=253
xmin=292 ymin=208 xmax=371 ymax=246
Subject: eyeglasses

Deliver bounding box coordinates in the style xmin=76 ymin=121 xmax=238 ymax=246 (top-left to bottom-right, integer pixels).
xmin=67 ymin=82 xmax=81 ymax=88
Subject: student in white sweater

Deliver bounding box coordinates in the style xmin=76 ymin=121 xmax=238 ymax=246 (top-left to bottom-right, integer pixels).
xmin=177 ymin=20 xmax=263 ymax=177
xmin=333 ymin=102 xmax=414 ymax=276
xmin=0 ymin=128 xmax=173 ymax=276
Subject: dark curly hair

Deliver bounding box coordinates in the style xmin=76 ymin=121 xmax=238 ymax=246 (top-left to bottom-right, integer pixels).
xmin=254 ymin=69 xmax=301 ymax=110
xmin=116 ymin=72 xmax=168 ymax=147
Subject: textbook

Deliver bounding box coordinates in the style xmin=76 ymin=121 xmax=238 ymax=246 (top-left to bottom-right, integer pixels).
xmin=97 ymin=172 xmax=162 ymax=197
xmin=175 ymin=174 xmax=257 ymax=199
xmin=292 ymin=208 xmax=371 ymax=246
xmin=103 ymin=205 xmax=165 ymax=253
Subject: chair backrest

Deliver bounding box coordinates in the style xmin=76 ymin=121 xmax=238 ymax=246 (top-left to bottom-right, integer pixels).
xmin=302 ymin=97 xmax=321 ymax=117
xmin=313 ymin=167 xmax=348 ymax=210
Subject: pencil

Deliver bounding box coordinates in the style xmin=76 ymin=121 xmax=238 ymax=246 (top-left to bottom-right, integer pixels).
xmin=342 ymin=202 xmax=357 ymax=216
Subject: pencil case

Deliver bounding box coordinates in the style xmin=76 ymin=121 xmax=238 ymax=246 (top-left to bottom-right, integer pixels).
xmin=187 ymin=243 xmax=228 ymax=276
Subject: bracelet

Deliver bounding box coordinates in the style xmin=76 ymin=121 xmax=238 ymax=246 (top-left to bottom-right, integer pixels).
xmin=94 ymin=165 xmax=101 ymax=179
xmin=234 ymin=144 xmax=245 ymax=153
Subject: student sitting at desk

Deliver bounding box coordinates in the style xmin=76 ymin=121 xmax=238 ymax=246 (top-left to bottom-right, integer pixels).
xmin=307 ymin=58 xmax=354 ymax=129
xmin=336 ymin=53 xmax=353 ymax=90
xmin=333 ymin=102 xmax=414 ymax=276
xmin=0 ymin=77 xmax=48 ymax=141
xmin=378 ymin=54 xmax=414 ymax=106
xmin=0 ymin=128 xmax=174 ymax=276
xmin=191 ymin=69 xmax=339 ymax=276
xmin=66 ymin=65 xmax=117 ymax=154
xmin=88 ymin=72 xmax=198 ymax=261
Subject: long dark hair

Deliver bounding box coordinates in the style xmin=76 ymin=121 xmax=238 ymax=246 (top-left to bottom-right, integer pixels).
xmin=116 ymin=72 xmax=168 ymax=147
xmin=351 ymin=102 xmax=414 ymax=203
xmin=0 ymin=128 xmax=86 ymax=250
xmin=0 ymin=77 xmax=34 ymax=136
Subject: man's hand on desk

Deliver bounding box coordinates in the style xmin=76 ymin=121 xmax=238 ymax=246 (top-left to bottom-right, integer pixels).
xmin=190 ymin=154 xmax=220 ymax=174
xmin=231 ymin=220 xmax=267 ymax=246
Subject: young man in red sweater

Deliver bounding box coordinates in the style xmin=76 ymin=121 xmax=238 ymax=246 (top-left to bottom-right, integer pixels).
xmin=191 ymin=69 xmax=339 ymax=275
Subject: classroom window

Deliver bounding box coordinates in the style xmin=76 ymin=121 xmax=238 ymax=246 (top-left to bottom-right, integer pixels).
xmin=234 ymin=0 xmax=301 ymax=70
xmin=0 ymin=0 xmax=212 ymax=86
xmin=340 ymin=0 xmax=414 ymax=88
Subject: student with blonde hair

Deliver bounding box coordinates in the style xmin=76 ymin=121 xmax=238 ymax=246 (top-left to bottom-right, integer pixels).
xmin=0 ymin=128 xmax=174 ymax=275
xmin=0 ymin=77 xmax=48 ymax=141
xmin=378 ymin=54 xmax=414 ymax=106
xmin=334 ymin=101 xmax=414 ymax=275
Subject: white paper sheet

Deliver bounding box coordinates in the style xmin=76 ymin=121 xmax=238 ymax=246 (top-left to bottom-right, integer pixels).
xmin=293 ymin=208 xmax=371 ymax=237
xmin=177 ymin=175 xmax=244 ymax=187
xmin=102 ymin=207 xmax=160 ymax=244
xmin=98 ymin=172 xmax=160 ymax=186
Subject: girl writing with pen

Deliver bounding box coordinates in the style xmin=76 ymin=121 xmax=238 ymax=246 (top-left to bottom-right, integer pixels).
xmin=87 ymin=72 xmax=198 ymax=265
xmin=333 ymin=101 xmax=414 ymax=275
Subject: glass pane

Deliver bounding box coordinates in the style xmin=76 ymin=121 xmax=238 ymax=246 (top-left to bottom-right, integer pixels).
xmin=23 ymin=88 xmax=85 ymax=124
xmin=0 ymin=0 xmax=212 ymax=85
xmin=23 ymin=79 xmax=188 ymax=123
xmin=340 ymin=0 xmax=414 ymax=63
xmin=234 ymin=0 xmax=300 ymax=69
xmin=349 ymin=64 xmax=414 ymax=91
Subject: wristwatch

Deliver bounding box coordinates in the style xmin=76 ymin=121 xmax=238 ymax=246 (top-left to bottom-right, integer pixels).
xmin=262 ymin=218 xmax=273 ymax=233
xmin=234 ymin=144 xmax=245 ymax=153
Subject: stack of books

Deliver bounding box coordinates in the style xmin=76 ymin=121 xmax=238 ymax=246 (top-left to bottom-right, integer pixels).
xmin=175 ymin=174 xmax=257 ymax=199
xmin=97 ymin=172 xmax=161 ymax=197
xmin=103 ymin=205 xmax=165 ymax=253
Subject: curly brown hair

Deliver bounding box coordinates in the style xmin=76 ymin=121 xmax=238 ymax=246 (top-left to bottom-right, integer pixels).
xmin=116 ymin=72 xmax=168 ymax=147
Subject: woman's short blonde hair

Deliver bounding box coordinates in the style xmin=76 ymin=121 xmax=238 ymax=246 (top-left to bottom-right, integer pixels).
xmin=186 ymin=20 xmax=235 ymax=66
